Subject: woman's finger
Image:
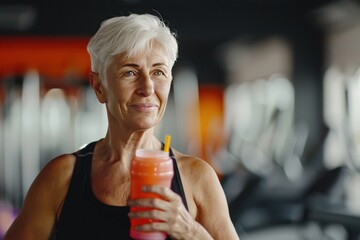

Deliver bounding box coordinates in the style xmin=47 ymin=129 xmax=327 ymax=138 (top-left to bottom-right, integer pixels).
xmin=129 ymin=196 xmax=170 ymax=209
xmin=128 ymin=208 xmax=168 ymax=221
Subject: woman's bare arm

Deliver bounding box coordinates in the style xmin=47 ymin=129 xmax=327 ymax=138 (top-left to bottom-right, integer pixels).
xmin=3 ymin=154 xmax=75 ymax=240
xmin=190 ymin=158 xmax=239 ymax=239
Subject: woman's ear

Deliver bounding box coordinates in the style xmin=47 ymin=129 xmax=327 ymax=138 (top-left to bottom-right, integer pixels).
xmin=89 ymin=72 xmax=107 ymax=103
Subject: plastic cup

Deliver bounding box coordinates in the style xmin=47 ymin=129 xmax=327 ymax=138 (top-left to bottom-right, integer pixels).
xmin=130 ymin=149 xmax=174 ymax=240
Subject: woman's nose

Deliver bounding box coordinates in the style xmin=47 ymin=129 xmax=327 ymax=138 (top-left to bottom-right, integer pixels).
xmin=135 ymin=74 xmax=154 ymax=97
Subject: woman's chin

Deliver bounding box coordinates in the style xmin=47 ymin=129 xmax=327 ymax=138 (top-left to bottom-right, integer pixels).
xmin=131 ymin=120 xmax=159 ymax=131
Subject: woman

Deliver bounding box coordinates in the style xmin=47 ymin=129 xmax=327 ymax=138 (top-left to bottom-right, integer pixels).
xmin=4 ymin=13 xmax=239 ymax=240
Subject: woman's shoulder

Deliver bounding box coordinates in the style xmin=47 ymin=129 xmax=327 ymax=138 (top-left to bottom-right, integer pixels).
xmin=172 ymin=149 xmax=217 ymax=181
xmin=26 ymin=153 xmax=77 ymax=201
xmin=29 ymin=153 xmax=77 ymax=201
xmin=41 ymin=153 xmax=77 ymax=178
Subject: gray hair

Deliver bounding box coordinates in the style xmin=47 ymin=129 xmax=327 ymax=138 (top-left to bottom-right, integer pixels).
xmin=87 ymin=13 xmax=178 ymax=79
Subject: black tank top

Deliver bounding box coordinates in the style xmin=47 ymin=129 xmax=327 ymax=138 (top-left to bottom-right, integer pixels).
xmin=54 ymin=141 xmax=188 ymax=240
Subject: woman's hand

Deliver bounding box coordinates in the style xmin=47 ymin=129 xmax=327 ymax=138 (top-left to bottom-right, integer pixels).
xmin=128 ymin=185 xmax=200 ymax=239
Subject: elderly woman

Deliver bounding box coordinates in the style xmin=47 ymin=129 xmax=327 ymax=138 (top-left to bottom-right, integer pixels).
xmin=4 ymin=13 xmax=239 ymax=240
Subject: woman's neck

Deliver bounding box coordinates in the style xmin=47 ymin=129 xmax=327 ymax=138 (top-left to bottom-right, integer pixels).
xmin=95 ymin=129 xmax=162 ymax=167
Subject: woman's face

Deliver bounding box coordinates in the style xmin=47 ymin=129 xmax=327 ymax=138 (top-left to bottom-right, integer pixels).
xmin=102 ymin=41 xmax=172 ymax=131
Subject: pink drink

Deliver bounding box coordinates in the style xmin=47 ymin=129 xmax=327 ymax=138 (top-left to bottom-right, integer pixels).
xmin=130 ymin=149 xmax=174 ymax=240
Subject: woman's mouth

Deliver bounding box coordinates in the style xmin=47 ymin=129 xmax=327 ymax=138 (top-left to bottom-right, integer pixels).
xmin=130 ymin=103 xmax=158 ymax=112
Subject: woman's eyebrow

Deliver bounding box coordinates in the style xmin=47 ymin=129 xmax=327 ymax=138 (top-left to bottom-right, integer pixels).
xmin=118 ymin=63 xmax=139 ymax=68
xmin=153 ymin=63 xmax=168 ymax=67
xmin=116 ymin=62 xmax=168 ymax=69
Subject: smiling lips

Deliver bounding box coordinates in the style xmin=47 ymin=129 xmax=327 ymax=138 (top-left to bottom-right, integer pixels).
xmin=130 ymin=103 xmax=158 ymax=112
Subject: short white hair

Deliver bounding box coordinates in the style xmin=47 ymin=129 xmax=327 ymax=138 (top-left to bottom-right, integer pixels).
xmin=87 ymin=13 xmax=178 ymax=79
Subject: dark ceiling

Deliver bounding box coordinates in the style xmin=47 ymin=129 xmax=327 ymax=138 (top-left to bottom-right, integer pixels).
xmin=0 ymin=0 xmax=337 ymax=36
xmin=0 ymin=0 xmax=347 ymax=84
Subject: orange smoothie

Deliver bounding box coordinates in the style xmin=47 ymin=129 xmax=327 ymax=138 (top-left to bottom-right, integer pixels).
xmin=130 ymin=149 xmax=174 ymax=240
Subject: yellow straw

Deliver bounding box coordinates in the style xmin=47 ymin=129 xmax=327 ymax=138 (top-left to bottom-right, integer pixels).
xmin=164 ymin=135 xmax=171 ymax=153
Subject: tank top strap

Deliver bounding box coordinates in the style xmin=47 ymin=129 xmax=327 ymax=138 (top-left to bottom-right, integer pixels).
xmin=72 ymin=141 xmax=97 ymax=197
xmin=56 ymin=141 xmax=97 ymax=229
xmin=162 ymin=144 xmax=189 ymax=211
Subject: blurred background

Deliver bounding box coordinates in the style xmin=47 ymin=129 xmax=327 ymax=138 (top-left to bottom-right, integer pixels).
xmin=1 ymin=0 xmax=360 ymax=239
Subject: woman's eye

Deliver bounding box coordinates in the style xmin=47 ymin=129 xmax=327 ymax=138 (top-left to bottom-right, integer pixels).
xmin=123 ymin=71 xmax=136 ymax=77
xmin=153 ymin=70 xmax=165 ymax=77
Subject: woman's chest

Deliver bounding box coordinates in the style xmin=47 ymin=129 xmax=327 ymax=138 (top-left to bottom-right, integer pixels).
xmin=92 ymin=166 xmax=131 ymax=206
